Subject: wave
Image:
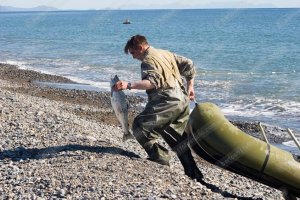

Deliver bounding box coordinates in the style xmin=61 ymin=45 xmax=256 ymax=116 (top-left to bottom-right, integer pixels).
xmin=198 ymin=69 xmax=299 ymax=76
xmin=220 ymin=97 xmax=300 ymax=132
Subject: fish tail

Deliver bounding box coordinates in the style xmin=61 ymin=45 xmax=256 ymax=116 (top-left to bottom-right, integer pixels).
xmin=122 ymin=129 xmax=135 ymax=142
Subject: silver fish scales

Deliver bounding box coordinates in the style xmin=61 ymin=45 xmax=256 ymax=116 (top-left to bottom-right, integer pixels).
xmin=110 ymin=75 xmax=135 ymax=142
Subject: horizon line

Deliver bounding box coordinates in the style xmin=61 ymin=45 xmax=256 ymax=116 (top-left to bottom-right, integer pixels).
xmin=1 ymin=4 xmax=300 ymax=10
xmin=1 ymin=7 xmax=300 ymax=12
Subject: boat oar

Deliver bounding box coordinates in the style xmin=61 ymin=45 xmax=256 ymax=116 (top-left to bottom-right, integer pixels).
xmin=258 ymin=122 xmax=269 ymax=144
xmin=287 ymin=128 xmax=300 ymax=150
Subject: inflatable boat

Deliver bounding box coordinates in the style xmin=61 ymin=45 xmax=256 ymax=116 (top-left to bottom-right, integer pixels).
xmin=186 ymin=102 xmax=300 ymax=197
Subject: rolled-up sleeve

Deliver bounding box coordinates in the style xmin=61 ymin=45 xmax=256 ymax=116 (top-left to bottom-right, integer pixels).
xmin=174 ymin=54 xmax=196 ymax=81
xmin=141 ymin=63 xmax=163 ymax=89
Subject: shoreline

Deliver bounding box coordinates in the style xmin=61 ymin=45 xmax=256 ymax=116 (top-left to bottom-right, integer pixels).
xmin=0 ymin=63 xmax=145 ymax=127
xmin=1 ymin=63 xmax=297 ymax=145
xmin=0 ymin=63 xmax=294 ymax=199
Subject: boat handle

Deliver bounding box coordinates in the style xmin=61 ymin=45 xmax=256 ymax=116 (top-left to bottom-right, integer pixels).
xmin=287 ymin=128 xmax=300 ymax=150
xmin=258 ymin=122 xmax=269 ymax=144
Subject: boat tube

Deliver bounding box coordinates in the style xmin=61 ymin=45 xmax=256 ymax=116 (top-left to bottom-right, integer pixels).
xmin=186 ymin=102 xmax=300 ymax=197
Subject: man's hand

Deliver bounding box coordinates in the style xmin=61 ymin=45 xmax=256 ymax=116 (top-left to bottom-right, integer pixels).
xmin=187 ymin=78 xmax=195 ymax=101
xmin=113 ymin=80 xmax=128 ymax=91
xmin=188 ymin=87 xmax=195 ymax=101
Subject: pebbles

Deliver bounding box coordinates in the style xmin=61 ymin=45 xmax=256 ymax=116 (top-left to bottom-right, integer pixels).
xmin=0 ymin=64 xmax=290 ymax=199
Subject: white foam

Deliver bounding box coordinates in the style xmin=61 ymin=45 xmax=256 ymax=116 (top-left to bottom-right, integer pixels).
xmin=80 ymin=65 xmax=91 ymax=70
xmin=64 ymin=76 xmax=110 ymax=91
xmin=222 ymin=97 xmax=300 ymax=117
xmin=4 ymin=59 xmax=68 ymax=77
xmin=5 ymin=60 xmax=30 ymax=69
xmin=283 ymin=140 xmax=300 ymax=148
xmin=219 ymin=96 xmax=300 ymax=132
xmin=198 ymin=80 xmax=232 ymax=88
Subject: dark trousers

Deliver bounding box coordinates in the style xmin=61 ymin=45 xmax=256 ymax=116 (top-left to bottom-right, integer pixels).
xmin=132 ymin=88 xmax=203 ymax=181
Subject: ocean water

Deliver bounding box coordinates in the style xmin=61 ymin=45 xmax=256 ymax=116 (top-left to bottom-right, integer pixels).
xmin=0 ymin=9 xmax=299 ymax=138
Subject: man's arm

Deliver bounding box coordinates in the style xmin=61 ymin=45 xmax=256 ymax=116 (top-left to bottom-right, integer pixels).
xmin=113 ymin=79 xmax=155 ymax=91
xmin=174 ymin=54 xmax=195 ymax=82
xmin=174 ymin=54 xmax=196 ymax=100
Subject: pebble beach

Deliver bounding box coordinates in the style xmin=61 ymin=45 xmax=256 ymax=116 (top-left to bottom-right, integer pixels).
xmin=0 ymin=63 xmax=296 ymax=199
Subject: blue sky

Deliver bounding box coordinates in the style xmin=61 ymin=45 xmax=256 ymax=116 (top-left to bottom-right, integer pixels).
xmin=1 ymin=0 xmax=300 ymax=9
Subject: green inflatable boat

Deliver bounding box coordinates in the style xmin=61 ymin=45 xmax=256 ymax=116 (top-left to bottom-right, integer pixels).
xmin=186 ymin=102 xmax=300 ymax=197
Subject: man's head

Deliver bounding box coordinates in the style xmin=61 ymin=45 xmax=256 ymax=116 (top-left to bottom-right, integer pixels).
xmin=124 ymin=35 xmax=149 ymax=61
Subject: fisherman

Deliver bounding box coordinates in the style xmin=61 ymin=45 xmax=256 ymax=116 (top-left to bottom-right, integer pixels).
xmin=113 ymin=34 xmax=203 ymax=181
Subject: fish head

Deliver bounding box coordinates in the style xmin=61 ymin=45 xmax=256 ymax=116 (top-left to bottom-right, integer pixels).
xmin=110 ymin=74 xmax=120 ymax=87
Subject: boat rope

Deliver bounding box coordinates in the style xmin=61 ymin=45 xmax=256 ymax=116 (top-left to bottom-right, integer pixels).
xmin=260 ymin=143 xmax=271 ymax=173
xmin=258 ymin=122 xmax=271 ymax=173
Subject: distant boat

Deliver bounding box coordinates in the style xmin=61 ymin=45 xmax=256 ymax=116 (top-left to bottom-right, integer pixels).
xmin=123 ymin=19 xmax=131 ymax=24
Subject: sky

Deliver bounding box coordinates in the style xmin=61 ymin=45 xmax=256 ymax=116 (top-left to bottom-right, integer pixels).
xmin=1 ymin=0 xmax=300 ymax=10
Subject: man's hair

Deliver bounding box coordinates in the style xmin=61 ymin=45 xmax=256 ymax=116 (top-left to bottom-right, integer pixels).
xmin=124 ymin=34 xmax=149 ymax=54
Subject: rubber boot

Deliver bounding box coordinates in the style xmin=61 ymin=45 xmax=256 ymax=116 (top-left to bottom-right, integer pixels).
xmin=177 ymin=149 xmax=204 ymax=182
xmin=146 ymin=143 xmax=171 ymax=166
xmin=283 ymin=190 xmax=297 ymax=200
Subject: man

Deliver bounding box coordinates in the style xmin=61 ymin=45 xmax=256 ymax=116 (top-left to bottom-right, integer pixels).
xmin=113 ymin=34 xmax=203 ymax=181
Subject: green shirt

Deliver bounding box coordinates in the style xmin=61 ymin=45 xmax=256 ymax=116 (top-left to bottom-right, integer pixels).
xmin=141 ymin=46 xmax=196 ymax=96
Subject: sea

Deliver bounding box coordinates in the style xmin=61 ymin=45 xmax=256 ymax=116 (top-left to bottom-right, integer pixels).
xmin=0 ymin=9 xmax=299 ymax=152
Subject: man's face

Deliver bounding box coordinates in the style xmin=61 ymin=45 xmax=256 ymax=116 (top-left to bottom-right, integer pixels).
xmin=129 ymin=47 xmax=143 ymax=61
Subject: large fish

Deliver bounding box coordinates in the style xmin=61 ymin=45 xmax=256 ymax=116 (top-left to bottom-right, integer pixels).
xmin=110 ymin=75 xmax=135 ymax=142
